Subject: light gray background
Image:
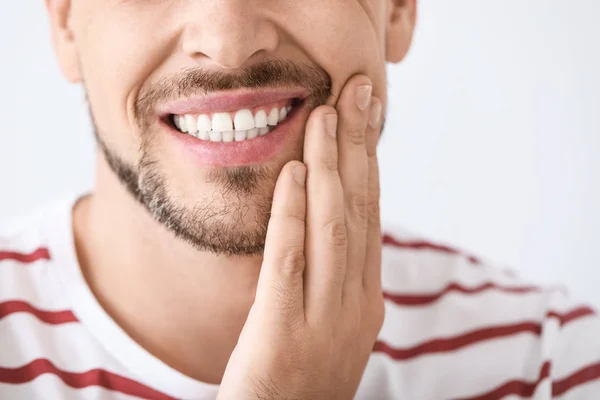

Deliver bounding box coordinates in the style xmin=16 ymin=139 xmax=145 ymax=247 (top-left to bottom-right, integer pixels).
xmin=1 ymin=1 xmax=599 ymax=305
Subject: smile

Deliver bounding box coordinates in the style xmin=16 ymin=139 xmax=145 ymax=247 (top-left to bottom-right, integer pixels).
xmin=157 ymin=89 xmax=310 ymax=167
xmin=170 ymin=99 xmax=299 ymax=143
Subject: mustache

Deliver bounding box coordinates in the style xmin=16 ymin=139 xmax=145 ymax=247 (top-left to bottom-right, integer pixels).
xmin=135 ymin=58 xmax=333 ymax=126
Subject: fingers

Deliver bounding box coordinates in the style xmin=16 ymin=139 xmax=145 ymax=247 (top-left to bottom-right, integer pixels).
xmin=303 ymin=106 xmax=347 ymax=314
xmin=257 ymin=161 xmax=308 ymax=309
xmin=300 ymin=74 xmax=384 ymax=317
xmin=336 ymin=76 xmax=373 ymax=300
xmin=363 ymin=99 xmax=383 ymax=294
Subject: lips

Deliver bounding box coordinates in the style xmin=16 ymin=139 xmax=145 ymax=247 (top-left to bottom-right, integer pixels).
xmin=156 ymin=89 xmax=309 ymax=167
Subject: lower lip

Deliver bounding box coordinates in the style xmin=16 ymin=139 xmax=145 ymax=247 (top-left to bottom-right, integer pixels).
xmin=165 ymin=106 xmax=304 ymax=167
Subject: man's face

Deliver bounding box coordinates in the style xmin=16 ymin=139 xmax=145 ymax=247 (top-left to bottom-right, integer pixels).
xmin=48 ymin=0 xmax=414 ymax=255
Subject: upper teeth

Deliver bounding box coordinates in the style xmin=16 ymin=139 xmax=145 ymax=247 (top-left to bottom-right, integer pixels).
xmin=173 ymin=105 xmax=293 ymax=142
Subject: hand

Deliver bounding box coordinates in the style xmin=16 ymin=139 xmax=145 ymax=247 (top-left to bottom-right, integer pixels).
xmin=217 ymin=75 xmax=385 ymax=400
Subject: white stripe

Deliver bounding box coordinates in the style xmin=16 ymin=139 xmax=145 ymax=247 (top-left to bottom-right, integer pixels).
xmin=0 ymin=232 xmax=47 ymax=252
xmin=381 ymin=246 xmax=525 ymax=294
xmin=0 ymin=262 xmax=71 ymax=309
xmin=360 ymin=333 xmax=543 ymax=399
xmin=380 ymin=289 xmax=558 ymax=348
xmin=0 ymin=313 xmax=129 ymax=373
xmin=542 ymin=293 xmax=600 ymax=380
xmin=549 ymin=316 xmax=600 ymax=379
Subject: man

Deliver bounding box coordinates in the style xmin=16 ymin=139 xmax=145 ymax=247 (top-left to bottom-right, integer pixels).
xmin=1 ymin=0 xmax=598 ymax=398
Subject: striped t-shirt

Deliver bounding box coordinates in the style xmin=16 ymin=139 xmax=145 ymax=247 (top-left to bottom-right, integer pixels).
xmin=1 ymin=195 xmax=599 ymax=399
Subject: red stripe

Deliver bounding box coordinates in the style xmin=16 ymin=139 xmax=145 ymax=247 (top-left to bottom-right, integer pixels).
xmin=0 ymin=358 xmax=175 ymax=400
xmin=457 ymin=361 xmax=552 ymax=400
xmin=382 ymin=234 xmax=482 ymax=264
xmin=373 ymin=308 xmax=593 ymax=361
xmin=373 ymin=322 xmax=543 ymax=361
xmin=554 ymin=362 xmax=600 ymax=396
xmin=456 ymin=361 xmax=600 ymax=399
xmin=0 ymin=248 xmax=50 ymax=263
xmin=0 ymin=301 xmax=78 ymax=324
xmin=383 ymin=282 xmax=543 ymax=306
xmin=548 ymin=306 xmax=596 ymax=327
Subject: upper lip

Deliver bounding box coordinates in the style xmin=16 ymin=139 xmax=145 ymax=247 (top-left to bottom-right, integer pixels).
xmin=156 ymin=88 xmax=309 ymax=117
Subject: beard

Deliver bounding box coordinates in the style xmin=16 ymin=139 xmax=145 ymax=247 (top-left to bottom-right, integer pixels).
xmin=91 ymin=59 xmax=332 ymax=256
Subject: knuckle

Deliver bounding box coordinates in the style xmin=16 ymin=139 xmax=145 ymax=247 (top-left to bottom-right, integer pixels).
xmin=285 ymin=209 xmax=306 ymax=224
xmin=313 ymin=104 xmax=337 ymax=118
xmin=348 ymin=193 xmax=369 ymax=222
xmin=270 ymin=213 xmax=306 ymax=232
xmin=324 ymin=217 xmax=348 ymax=249
xmin=366 ymin=137 xmax=379 ymax=156
xmin=277 ymin=247 xmax=306 ymax=278
xmin=367 ymin=198 xmax=380 ymax=225
xmin=345 ymin=126 xmax=366 ymax=146
xmin=321 ymin=154 xmax=339 ymax=172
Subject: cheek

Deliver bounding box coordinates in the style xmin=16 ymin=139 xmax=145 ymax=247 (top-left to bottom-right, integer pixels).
xmin=74 ymin=3 xmax=176 ymax=156
xmin=282 ymin=1 xmax=387 ymax=101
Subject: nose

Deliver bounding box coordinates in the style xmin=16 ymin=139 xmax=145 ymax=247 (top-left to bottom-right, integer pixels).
xmin=181 ymin=1 xmax=279 ymax=69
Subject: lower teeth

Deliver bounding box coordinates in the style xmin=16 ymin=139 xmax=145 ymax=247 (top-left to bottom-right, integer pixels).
xmin=179 ymin=125 xmax=274 ymax=142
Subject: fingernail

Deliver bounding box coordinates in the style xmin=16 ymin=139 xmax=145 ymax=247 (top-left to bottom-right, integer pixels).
xmin=369 ymin=101 xmax=382 ymax=129
xmin=324 ymin=114 xmax=338 ymax=138
xmin=293 ymin=164 xmax=307 ymax=187
xmin=356 ymin=85 xmax=372 ymax=111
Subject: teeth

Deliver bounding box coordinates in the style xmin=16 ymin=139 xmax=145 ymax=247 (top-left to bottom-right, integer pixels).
xmin=179 ymin=116 xmax=188 ymax=133
xmin=222 ymin=131 xmax=234 ymax=143
xmin=174 ymin=102 xmax=293 ymax=142
xmin=278 ymin=107 xmax=287 ymax=122
xmin=185 ymin=115 xmax=198 ymax=134
xmin=235 ymin=130 xmax=247 ymax=142
xmin=267 ymin=108 xmax=279 ymax=126
xmin=209 ymin=131 xmax=222 ymax=142
xmin=254 ymin=110 xmax=268 ymax=128
xmin=197 ymin=131 xmax=209 ymax=140
xmin=212 ymin=113 xmax=233 ymax=132
xmin=234 ymin=109 xmax=255 ymax=131
xmin=197 ymin=114 xmax=212 ymax=132
xmin=247 ymin=128 xmax=259 ymax=140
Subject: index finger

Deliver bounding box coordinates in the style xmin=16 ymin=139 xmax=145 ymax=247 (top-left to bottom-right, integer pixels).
xmin=257 ymin=161 xmax=308 ymax=309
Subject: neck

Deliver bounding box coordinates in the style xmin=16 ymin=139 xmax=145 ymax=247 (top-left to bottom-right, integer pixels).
xmin=73 ymin=152 xmax=262 ymax=383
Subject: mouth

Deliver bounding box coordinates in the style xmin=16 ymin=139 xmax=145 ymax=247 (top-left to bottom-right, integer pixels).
xmin=157 ymin=89 xmax=310 ymax=167
xmin=166 ymin=97 xmax=303 ymax=142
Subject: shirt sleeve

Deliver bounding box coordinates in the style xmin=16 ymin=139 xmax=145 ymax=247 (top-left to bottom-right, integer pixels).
xmin=537 ymin=290 xmax=600 ymax=398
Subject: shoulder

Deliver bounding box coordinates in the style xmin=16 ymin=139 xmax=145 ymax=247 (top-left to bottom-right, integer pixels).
xmin=0 ymin=208 xmax=54 ymax=275
xmin=375 ymin=227 xmax=600 ymax=399
xmin=0 ymin=197 xmax=76 ymax=313
xmin=0 ymin=200 xmax=65 ymax=267
xmin=379 ymin=226 xmax=522 ymax=303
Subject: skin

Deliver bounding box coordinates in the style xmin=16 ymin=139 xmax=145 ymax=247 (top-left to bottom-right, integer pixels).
xmin=45 ymin=0 xmax=416 ymax=396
